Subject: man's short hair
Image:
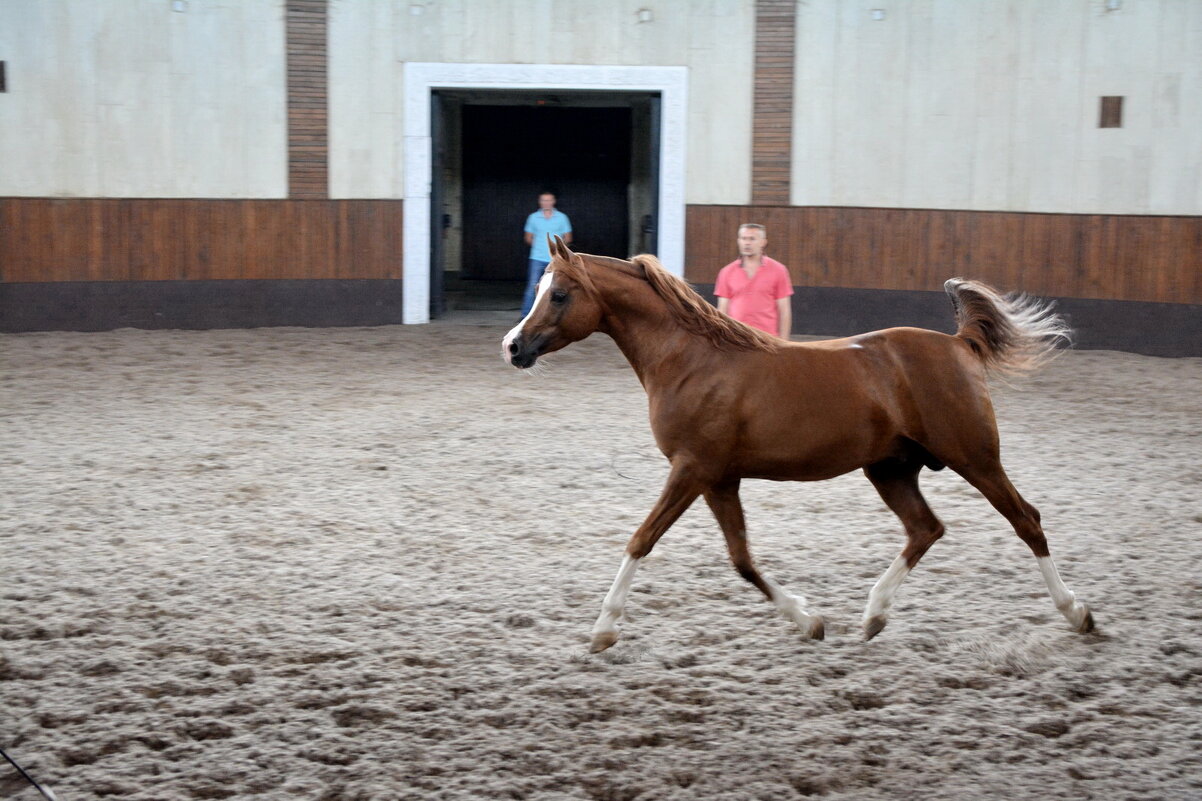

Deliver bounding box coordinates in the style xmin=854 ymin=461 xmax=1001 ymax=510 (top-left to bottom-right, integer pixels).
xmin=738 ymin=223 xmax=767 ymax=236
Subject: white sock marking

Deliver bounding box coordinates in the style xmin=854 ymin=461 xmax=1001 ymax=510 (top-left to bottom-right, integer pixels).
xmin=864 ymin=555 xmax=911 ymax=623
xmin=591 ymin=554 xmax=640 ymax=640
xmin=1037 ymin=555 xmax=1090 ymax=628
xmin=765 ymin=577 xmax=819 ymax=630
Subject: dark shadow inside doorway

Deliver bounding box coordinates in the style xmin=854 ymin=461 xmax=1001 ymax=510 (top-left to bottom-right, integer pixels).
xmin=450 ymin=104 xmax=634 ymax=312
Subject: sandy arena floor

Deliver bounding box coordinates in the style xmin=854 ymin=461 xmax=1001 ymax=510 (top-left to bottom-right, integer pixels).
xmin=2 ymin=316 xmax=1200 ymax=800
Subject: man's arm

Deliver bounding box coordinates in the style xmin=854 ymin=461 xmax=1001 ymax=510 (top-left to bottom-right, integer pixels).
xmin=563 ymin=232 xmax=573 ymax=245
xmin=717 ymin=297 xmax=730 ymax=315
xmin=776 ymin=297 xmax=791 ymax=340
xmin=524 ymin=232 xmax=533 ymax=246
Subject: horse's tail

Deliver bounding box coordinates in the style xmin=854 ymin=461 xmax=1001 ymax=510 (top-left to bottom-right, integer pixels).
xmin=944 ymin=278 xmax=1072 ymax=376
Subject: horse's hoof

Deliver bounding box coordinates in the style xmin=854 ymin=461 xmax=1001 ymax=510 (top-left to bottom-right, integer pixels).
xmin=807 ymin=617 xmax=825 ymax=641
xmin=1074 ymin=607 xmax=1095 ymax=634
xmin=589 ymin=631 xmax=618 ymax=653
xmin=863 ymin=615 xmax=887 ymax=641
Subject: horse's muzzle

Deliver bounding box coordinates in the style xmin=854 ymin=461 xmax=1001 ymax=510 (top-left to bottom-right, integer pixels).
xmin=506 ymin=334 xmax=541 ymax=369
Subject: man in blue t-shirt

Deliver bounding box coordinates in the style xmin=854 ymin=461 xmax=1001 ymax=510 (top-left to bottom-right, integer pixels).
xmin=521 ymin=192 xmax=573 ymax=316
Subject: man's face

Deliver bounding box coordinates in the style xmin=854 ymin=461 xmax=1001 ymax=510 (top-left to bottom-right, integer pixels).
xmin=539 ymin=194 xmax=556 ymax=211
xmin=737 ymin=227 xmax=766 ymax=258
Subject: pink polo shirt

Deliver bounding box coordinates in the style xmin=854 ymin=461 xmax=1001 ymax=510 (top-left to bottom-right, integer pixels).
xmin=714 ymin=256 xmax=794 ymax=335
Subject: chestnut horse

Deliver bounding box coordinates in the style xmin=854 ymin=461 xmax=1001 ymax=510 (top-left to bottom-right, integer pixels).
xmin=502 ymin=236 xmax=1094 ymax=652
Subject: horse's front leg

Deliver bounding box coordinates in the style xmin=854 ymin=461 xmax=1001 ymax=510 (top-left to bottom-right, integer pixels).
xmin=590 ymin=462 xmax=704 ymax=653
xmin=705 ymin=479 xmax=825 ymax=641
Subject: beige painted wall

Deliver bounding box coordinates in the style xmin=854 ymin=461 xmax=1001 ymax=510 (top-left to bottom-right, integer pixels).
xmin=7 ymin=0 xmax=1195 ymax=215
xmin=328 ymin=0 xmax=756 ymax=204
xmin=0 ymin=0 xmax=287 ymax=198
xmin=793 ymin=0 xmax=1202 ymax=214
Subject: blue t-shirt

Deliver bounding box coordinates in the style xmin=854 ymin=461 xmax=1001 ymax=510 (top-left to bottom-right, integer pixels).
xmin=525 ymin=209 xmax=572 ymax=262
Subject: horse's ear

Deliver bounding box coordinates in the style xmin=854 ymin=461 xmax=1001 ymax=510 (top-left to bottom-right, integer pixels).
xmin=553 ymin=234 xmax=573 ymax=257
xmin=546 ymin=234 xmax=559 ymax=259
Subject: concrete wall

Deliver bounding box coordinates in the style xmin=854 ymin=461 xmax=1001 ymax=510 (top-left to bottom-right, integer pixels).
xmin=793 ymin=0 xmax=1202 ymax=214
xmin=328 ymin=0 xmax=756 ymax=204
xmin=0 ymin=0 xmax=287 ymax=198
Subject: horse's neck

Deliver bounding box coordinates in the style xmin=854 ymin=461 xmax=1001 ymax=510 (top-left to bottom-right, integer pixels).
xmin=597 ymin=277 xmax=710 ymax=389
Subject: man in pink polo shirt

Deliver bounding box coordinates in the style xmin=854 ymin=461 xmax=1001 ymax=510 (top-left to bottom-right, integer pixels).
xmin=714 ymin=223 xmax=793 ymax=339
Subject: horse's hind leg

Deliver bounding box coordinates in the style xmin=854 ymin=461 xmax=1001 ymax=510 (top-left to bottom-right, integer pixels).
xmin=705 ymin=480 xmax=825 ymax=641
xmin=954 ymin=460 xmax=1094 ymax=634
xmin=862 ymin=458 xmax=946 ymax=640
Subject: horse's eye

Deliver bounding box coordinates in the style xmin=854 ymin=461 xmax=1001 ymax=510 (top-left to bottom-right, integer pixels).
xmin=551 ymin=290 xmax=568 ymax=304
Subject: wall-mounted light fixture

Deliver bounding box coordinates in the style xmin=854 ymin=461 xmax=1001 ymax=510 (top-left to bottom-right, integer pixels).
xmin=172 ymin=0 xmax=186 ymax=12
xmin=871 ymin=9 xmax=886 ymax=21
xmin=1105 ymin=0 xmax=1122 ymax=10
xmin=410 ymin=4 xmax=425 ymax=15
xmin=637 ymin=8 xmax=654 ymax=24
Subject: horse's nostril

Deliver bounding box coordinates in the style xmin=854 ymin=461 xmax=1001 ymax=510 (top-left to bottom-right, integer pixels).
xmin=508 ymin=342 xmax=519 ymax=355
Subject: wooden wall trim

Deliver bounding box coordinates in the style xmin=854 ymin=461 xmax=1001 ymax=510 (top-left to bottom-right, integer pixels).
xmin=751 ymin=0 xmax=797 ymax=205
xmin=287 ymin=0 xmax=328 ymax=199
xmin=0 ymin=199 xmax=402 ymax=282
xmin=685 ymin=205 xmax=1202 ymax=305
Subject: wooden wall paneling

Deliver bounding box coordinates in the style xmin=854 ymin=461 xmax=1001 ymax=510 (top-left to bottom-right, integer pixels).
xmin=1123 ymin=216 xmax=1162 ymax=303
xmin=1079 ymin=215 xmax=1111 ymax=301
xmin=1160 ymin=217 xmax=1200 ymax=302
xmin=907 ymin=209 xmax=934 ymax=289
xmin=313 ymin=201 xmax=338 ymax=281
xmin=809 ymin=207 xmax=836 ymax=287
xmin=683 ymin=205 xmax=1201 ymax=305
xmin=1049 ymin=214 xmax=1084 ymax=298
xmin=334 ymin=201 xmax=353 ymax=280
xmin=13 ymin=200 xmax=44 ymax=281
xmin=876 ymin=208 xmax=902 ymax=288
xmin=830 ymin=208 xmax=860 ymax=289
xmin=381 ymin=202 xmax=403 ymax=279
xmin=0 ymin=198 xmax=409 ymax=284
xmin=1013 ymin=213 xmax=1044 ymax=295
xmin=202 ymin=201 xmax=236 ymax=281
xmin=10 ymin=200 xmax=46 ymax=282
xmin=126 ymin=200 xmax=153 ymax=280
xmin=5 ymin=198 xmax=1193 ymax=303
xmin=752 ymin=0 xmax=796 ymax=205
xmin=285 ymin=201 xmax=310 ymax=280
xmin=286 ymin=0 xmax=328 ymax=199
xmin=50 ymin=200 xmax=79 ymax=279
xmin=684 ymin=209 xmax=711 ymax=281
xmin=280 ymin=201 xmax=313 ymax=281
xmin=97 ymin=198 xmax=131 ymax=280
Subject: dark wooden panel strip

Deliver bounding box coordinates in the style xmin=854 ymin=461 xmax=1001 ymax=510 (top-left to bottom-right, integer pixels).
xmin=0 ymin=199 xmax=403 ymax=282
xmin=752 ymin=0 xmax=797 ymax=205
xmin=683 ymin=205 xmax=1202 ymax=305
xmin=286 ymin=0 xmax=327 ymax=199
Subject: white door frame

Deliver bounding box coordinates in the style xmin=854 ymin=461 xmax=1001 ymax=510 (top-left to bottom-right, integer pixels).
xmin=402 ymin=62 xmax=688 ymax=324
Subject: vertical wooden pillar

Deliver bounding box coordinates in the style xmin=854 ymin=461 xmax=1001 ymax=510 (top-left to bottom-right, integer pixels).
xmin=751 ymin=0 xmax=797 ymax=205
xmin=286 ymin=0 xmax=328 ymax=198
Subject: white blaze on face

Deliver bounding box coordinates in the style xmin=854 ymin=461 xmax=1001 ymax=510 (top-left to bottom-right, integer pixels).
xmin=501 ymin=272 xmax=554 ymax=365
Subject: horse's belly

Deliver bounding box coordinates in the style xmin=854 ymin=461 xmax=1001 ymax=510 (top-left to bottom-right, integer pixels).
xmin=734 ymin=450 xmax=877 ymax=482
xmin=732 ymin=411 xmax=898 ymax=480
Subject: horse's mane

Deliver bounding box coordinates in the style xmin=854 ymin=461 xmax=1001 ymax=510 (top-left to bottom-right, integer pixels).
xmin=562 ymin=252 xmax=779 ymax=352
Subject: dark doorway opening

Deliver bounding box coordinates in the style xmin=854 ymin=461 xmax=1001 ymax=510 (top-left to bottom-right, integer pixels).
xmin=431 ymin=91 xmax=658 ymax=315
